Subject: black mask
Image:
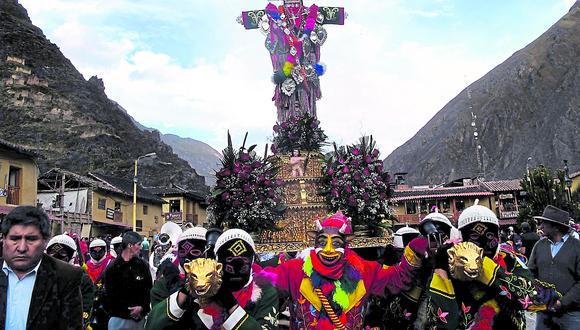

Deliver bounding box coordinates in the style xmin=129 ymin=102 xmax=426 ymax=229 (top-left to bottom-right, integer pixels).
xmin=89 ymin=246 xmax=106 ymax=262
xmin=178 ymin=239 xmax=206 ymax=268
xmin=47 ymin=244 xmax=75 ymax=263
xmin=461 ymin=223 xmax=499 ymax=258
xmin=217 ymin=239 xmax=254 ymax=292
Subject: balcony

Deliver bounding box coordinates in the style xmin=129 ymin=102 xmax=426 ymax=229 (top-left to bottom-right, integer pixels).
xmin=6 ymin=186 xmax=20 ymax=205
xmin=113 ymin=211 xmax=123 ymax=223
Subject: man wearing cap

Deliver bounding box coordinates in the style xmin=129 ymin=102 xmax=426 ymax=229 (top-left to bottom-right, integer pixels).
xmin=269 ymin=211 xmax=429 ymax=329
xmin=46 ymin=234 xmax=95 ymax=327
xmin=0 ymin=206 xmax=83 ymax=330
xmin=149 ymin=226 xmax=208 ymax=307
xmin=104 ymin=231 xmax=153 ymax=329
xmin=145 ymin=228 xmax=280 ymax=329
xmin=425 ymin=202 xmax=560 ymax=329
xmin=529 ymin=205 xmax=580 ymax=329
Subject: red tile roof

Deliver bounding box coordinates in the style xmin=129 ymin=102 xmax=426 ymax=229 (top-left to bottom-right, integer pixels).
xmin=391 ymin=185 xmax=493 ymax=202
xmin=480 ymin=179 xmax=522 ymax=192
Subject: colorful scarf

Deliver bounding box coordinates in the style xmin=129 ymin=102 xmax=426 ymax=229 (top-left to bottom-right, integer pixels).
xmin=309 ymin=249 xmax=346 ymax=280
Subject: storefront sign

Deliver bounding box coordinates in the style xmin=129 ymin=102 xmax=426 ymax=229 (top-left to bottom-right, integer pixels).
xmin=106 ymin=208 xmax=115 ymax=220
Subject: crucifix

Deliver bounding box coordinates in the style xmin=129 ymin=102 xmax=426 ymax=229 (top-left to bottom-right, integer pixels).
xmin=238 ymin=0 xmax=345 ymax=123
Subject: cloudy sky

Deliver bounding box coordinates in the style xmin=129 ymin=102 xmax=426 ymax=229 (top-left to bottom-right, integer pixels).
xmin=20 ymin=0 xmax=576 ymax=156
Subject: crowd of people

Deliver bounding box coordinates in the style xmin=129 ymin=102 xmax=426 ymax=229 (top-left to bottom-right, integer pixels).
xmin=0 ymin=203 xmax=578 ymax=329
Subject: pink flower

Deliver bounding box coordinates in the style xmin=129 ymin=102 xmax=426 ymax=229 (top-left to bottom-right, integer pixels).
xmin=519 ymin=295 xmax=533 ymax=309
xmin=243 ymin=184 xmax=252 ymax=193
xmin=461 ymin=303 xmax=471 ymax=313
xmin=326 ymin=168 xmax=334 ymax=175
xmin=437 ymin=308 xmax=448 ymax=323
xmin=365 ymin=156 xmax=373 ymax=164
xmin=499 ymin=285 xmax=512 ymax=299
xmin=221 ymin=192 xmax=230 ymax=201
xmin=342 ymin=166 xmax=349 ymax=173
xmin=240 ymin=153 xmax=250 ymax=161
xmin=363 ymin=168 xmax=370 ymax=176
xmin=345 ymin=186 xmax=352 ymax=193
xmin=275 ymin=179 xmax=284 ymax=186
xmin=347 ymin=196 xmax=357 ymax=206
xmin=352 ymin=148 xmax=360 ymax=156
xmin=372 ymin=149 xmax=380 ymax=157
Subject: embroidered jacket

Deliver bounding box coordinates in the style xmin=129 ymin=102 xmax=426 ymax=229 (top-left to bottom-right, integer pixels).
xmin=144 ymin=271 xmax=280 ymax=330
xmin=273 ymin=246 xmax=422 ymax=330
xmin=425 ymin=244 xmax=549 ymax=330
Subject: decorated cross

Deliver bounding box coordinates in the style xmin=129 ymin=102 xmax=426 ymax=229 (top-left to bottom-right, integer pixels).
xmin=238 ymin=0 xmax=345 ymax=123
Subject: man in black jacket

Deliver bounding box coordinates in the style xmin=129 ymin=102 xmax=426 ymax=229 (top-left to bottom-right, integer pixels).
xmin=103 ymin=231 xmax=152 ymax=329
xmin=1 ymin=206 xmax=83 ymax=330
xmin=529 ymin=205 xmax=580 ymax=329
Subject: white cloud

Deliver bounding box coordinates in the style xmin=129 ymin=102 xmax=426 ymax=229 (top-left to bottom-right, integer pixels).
xmin=16 ymin=0 xmax=568 ymax=157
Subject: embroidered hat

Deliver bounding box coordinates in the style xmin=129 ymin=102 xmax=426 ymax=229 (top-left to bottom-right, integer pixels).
xmin=457 ymin=200 xmax=498 ymax=229
xmin=317 ymin=211 xmax=352 ymax=234
xmin=214 ymin=228 xmax=255 ymax=254
xmin=421 ymin=210 xmax=453 ymax=228
xmin=47 ymin=234 xmax=77 ymax=251
xmin=178 ymin=227 xmax=207 ymax=243
xmin=89 ymin=238 xmax=107 ymax=249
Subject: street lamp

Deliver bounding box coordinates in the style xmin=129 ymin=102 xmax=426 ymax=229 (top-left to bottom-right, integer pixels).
xmin=133 ymin=152 xmax=157 ymax=232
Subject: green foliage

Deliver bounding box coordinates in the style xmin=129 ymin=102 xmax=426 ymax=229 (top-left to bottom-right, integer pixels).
xmin=518 ymin=165 xmax=579 ymax=223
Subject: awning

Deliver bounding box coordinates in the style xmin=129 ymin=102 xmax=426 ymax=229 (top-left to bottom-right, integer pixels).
xmin=92 ymin=218 xmax=131 ymax=228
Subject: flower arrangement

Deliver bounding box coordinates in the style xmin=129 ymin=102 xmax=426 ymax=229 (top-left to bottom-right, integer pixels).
xmin=208 ymin=132 xmax=286 ymax=234
xmin=271 ymin=112 xmax=327 ymax=154
xmin=321 ymin=136 xmax=393 ymax=234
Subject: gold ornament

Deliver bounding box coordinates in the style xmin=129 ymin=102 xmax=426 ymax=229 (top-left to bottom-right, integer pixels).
xmin=183 ymin=258 xmax=223 ymax=304
xmin=447 ymin=242 xmax=483 ymax=281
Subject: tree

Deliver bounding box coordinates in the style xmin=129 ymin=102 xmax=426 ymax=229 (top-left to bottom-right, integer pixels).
xmin=518 ymin=165 xmax=579 ymax=224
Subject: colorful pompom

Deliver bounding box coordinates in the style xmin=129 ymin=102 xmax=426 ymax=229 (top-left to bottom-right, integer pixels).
xmin=315 ymin=63 xmax=326 ymax=76
xmin=333 ymin=282 xmax=350 ymax=310
xmin=272 ymin=71 xmax=287 ymax=84
xmin=283 ymin=61 xmax=294 ymax=76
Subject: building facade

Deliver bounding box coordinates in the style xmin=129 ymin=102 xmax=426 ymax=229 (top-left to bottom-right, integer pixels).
xmin=147 ymin=186 xmax=208 ymax=226
xmin=0 ymin=139 xmax=39 ymax=218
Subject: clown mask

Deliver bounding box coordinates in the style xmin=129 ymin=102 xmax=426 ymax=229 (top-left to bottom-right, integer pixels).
xmin=314 ymin=229 xmax=346 ymax=266
xmin=178 ymin=238 xmax=206 ymax=269
xmin=217 ymin=239 xmax=255 ymax=292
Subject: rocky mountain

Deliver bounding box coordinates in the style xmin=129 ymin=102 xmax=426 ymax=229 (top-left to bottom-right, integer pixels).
xmin=118 ymin=103 xmax=221 ymax=186
xmin=384 ymin=3 xmax=580 ymax=185
xmin=0 ymin=0 xmax=209 ymax=192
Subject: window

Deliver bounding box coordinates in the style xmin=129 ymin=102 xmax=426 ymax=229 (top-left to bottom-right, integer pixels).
xmin=405 ymin=202 xmax=417 ymax=214
xmin=98 ymin=198 xmax=106 ymax=210
xmin=143 ymin=205 xmax=148 ymax=215
xmin=169 ymin=199 xmax=181 ymax=213
xmin=136 ymin=220 xmax=143 ymax=232
xmin=456 ymin=200 xmax=466 ymax=212
xmin=114 ymin=201 xmax=121 ymax=211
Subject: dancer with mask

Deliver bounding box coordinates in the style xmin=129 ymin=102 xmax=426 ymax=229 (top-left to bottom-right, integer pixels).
xmin=86 ymin=238 xmax=114 ymax=330
xmin=46 ymin=234 xmax=95 ymax=328
xmin=109 ymin=235 xmax=122 ymax=258
xmin=424 ymin=201 xmax=560 ymax=329
xmin=270 ymin=211 xmax=429 ymax=329
xmin=150 ymin=226 xmax=208 ymax=307
xmin=144 ymin=229 xmax=280 ymax=329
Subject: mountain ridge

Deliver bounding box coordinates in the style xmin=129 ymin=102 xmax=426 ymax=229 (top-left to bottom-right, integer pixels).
xmin=384 ymin=3 xmax=580 ymax=184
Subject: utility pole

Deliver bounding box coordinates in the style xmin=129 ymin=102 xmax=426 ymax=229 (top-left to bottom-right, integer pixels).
xmin=60 ymin=173 xmax=66 ymax=233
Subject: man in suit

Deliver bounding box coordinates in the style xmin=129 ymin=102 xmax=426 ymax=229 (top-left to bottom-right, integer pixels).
xmin=0 ymin=205 xmax=83 ymax=330
xmin=529 ymin=205 xmax=580 ymax=329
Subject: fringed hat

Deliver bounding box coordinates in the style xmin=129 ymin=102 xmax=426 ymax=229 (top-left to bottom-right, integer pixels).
xmin=178 ymin=227 xmax=207 ymax=243
xmin=458 ymin=199 xmax=499 ymax=229
xmin=110 ymin=236 xmax=122 ymax=245
xmin=214 ymin=228 xmax=255 ymax=254
xmin=316 ymin=211 xmax=352 ymax=234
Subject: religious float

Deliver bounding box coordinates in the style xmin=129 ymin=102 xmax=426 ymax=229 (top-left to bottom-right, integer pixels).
xmin=207 ymin=0 xmax=394 ymax=253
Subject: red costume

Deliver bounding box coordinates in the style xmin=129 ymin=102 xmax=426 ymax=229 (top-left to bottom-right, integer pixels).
xmin=271 ymin=211 xmax=427 ymax=329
